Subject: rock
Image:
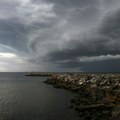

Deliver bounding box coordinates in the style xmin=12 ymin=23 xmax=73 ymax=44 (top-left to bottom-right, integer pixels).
xmin=44 ymin=73 xmax=120 ymax=120
xmin=75 ymin=104 xmax=114 ymax=111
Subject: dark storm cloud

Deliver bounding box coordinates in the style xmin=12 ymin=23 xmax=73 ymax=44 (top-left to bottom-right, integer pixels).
xmin=59 ymin=59 xmax=120 ymax=72
xmin=0 ymin=0 xmax=120 ymax=71
xmin=99 ymin=10 xmax=120 ymax=39
xmin=44 ymin=8 xmax=120 ymax=72
xmin=46 ymin=8 xmax=120 ymax=60
xmin=81 ymin=59 xmax=120 ymax=72
xmin=45 ymin=0 xmax=101 ymax=27
xmin=45 ymin=36 xmax=119 ymax=61
xmin=29 ymin=0 xmax=102 ymax=55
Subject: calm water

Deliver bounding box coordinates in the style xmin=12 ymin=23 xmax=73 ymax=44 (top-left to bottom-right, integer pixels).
xmin=0 ymin=73 xmax=78 ymax=120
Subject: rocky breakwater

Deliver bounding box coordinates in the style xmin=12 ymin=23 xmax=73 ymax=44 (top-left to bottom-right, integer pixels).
xmin=44 ymin=73 xmax=120 ymax=120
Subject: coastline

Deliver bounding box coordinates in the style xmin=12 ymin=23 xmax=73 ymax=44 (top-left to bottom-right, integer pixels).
xmin=44 ymin=73 xmax=120 ymax=120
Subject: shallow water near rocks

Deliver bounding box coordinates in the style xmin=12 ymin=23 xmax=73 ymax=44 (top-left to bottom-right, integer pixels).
xmin=0 ymin=72 xmax=78 ymax=120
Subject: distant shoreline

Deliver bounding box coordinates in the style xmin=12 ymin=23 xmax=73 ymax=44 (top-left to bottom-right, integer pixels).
xmin=25 ymin=73 xmax=52 ymax=77
xmin=25 ymin=72 xmax=120 ymax=77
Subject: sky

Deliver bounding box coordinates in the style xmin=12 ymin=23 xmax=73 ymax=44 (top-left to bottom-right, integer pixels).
xmin=0 ymin=0 xmax=120 ymax=72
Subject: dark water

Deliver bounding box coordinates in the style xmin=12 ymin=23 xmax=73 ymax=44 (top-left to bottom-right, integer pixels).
xmin=0 ymin=73 xmax=78 ymax=120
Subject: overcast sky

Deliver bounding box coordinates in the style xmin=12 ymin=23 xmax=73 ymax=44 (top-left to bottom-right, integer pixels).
xmin=0 ymin=0 xmax=120 ymax=72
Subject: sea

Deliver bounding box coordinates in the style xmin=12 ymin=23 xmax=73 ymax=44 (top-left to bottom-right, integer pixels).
xmin=0 ymin=72 xmax=78 ymax=120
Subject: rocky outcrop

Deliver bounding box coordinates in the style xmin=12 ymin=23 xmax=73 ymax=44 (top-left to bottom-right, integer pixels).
xmin=44 ymin=73 xmax=120 ymax=120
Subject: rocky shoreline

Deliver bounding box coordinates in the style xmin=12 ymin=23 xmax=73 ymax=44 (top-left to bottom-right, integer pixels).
xmin=44 ymin=73 xmax=120 ymax=120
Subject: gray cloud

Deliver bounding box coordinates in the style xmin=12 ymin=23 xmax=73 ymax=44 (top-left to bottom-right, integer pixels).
xmin=0 ymin=18 xmax=29 ymax=52
xmin=0 ymin=0 xmax=120 ymax=72
xmin=43 ymin=8 xmax=120 ymax=72
xmin=59 ymin=59 xmax=120 ymax=72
